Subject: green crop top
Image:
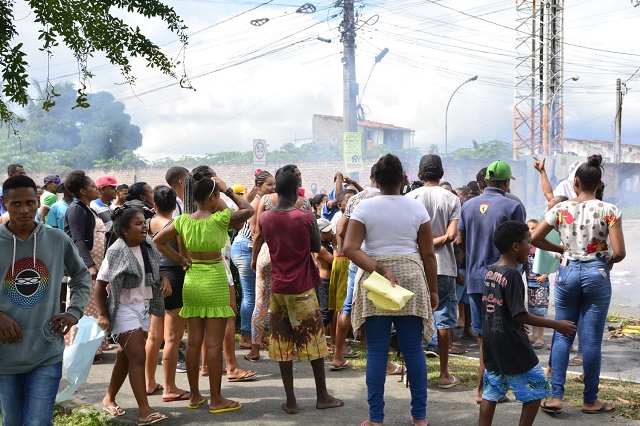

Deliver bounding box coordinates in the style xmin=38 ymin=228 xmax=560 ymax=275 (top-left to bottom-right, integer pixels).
xmin=174 ymin=209 xmax=230 ymax=252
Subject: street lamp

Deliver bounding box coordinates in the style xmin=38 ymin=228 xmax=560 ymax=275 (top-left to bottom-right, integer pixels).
xmin=445 ymin=75 xmax=478 ymax=154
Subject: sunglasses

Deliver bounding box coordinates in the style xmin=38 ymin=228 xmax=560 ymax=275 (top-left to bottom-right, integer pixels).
xmin=47 ymin=179 xmax=61 ymax=185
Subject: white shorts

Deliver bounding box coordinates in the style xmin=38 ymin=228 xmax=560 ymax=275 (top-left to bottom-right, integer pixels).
xmin=112 ymin=300 xmax=151 ymax=335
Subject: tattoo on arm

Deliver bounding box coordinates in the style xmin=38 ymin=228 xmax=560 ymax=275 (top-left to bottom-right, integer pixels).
xmin=375 ymin=262 xmax=386 ymax=275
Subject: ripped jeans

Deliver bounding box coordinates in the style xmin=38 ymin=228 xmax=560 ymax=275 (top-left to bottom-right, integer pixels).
xmin=550 ymin=257 xmax=611 ymax=403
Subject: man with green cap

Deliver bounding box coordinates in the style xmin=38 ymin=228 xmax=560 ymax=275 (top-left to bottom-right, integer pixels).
xmin=456 ymin=160 xmax=525 ymax=403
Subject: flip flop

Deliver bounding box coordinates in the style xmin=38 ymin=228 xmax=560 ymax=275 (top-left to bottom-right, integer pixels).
xmin=582 ymin=401 xmax=615 ymax=414
xmin=329 ymin=360 xmax=352 ymax=371
xmin=342 ymin=348 xmax=359 ymax=358
xmin=102 ymin=405 xmax=126 ymax=417
xmin=209 ymin=401 xmax=242 ymax=414
xmin=438 ymin=375 xmax=460 ymax=389
xmin=569 ymin=356 xmax=583 ymax=366
xmin=410 ymin=417 xmax=429 ymax=425
xmin=541 ymin=401 xmax=562 ymax=414
xmin=387 ymin=363 xmax=404 ymax=376
xmin=227 ymin=370 xmax=258 ymax=382
xmin=449 ymin=346 xmax=467 ymax=355
xmin=188 ymin=397 xmax=206 ymax=409
xmin=244 ymin=354 xmax=261 ymax=363
xmin=138 ymin=412 xmax=167 ymax=425
xmin=146 ymin=384 xmax=163 ymax=396
xmin=532 ymin=342 xmax=545 ymax=349
xmin=162 ymin=391 xmax=190 ymax=402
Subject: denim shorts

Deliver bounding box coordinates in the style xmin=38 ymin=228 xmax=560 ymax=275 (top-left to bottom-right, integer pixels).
xmin=112 ymin=300 xmax=151 ymax=335
xmin=469 ymin=292 xmax=483 ymax=335
xmin=433 ymin=275 xmax=458 ymax=329
xmin=482 ymin=363 xmax=550 ymax=403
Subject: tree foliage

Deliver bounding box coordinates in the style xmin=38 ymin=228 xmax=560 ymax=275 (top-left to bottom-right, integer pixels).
xmin=1 ymin=0 xmax=189 ymax=133
xmin=0 ymin=82 xmax=145 ymax=170
xmin=447 ymin=139 xmax=512 ymax=160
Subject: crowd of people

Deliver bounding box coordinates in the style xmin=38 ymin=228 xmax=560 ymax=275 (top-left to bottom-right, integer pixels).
xmin=0 ymin=152 xmax=625 ymax=425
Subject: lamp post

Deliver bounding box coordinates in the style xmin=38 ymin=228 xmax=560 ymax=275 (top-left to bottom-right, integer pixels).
xmin=445 ymin=75 xmax=478 ymax=154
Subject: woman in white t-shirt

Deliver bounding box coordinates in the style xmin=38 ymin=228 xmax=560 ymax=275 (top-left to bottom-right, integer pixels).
xmin=531 ymin=155 xmax=625 ymax=415
xmin=94 ymin=206 xmax=171 ymax=424
xmin=343 ymin=154 xmax=438 ymax=426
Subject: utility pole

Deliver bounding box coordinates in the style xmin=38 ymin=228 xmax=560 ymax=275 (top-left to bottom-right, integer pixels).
xmin=614 ymin=78 xmax=622 ymax=164
xmin=342 ymin=0 xmax=358 ymax=179
xmin=342 ymin=0 xmax=357 ymax=134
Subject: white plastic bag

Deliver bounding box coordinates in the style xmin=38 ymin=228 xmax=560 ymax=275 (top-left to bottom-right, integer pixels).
xmin=56 ymin=316 xmax=105 ymax=402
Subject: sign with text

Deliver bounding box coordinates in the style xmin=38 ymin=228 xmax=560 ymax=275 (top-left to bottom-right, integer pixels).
xmin=343 ymin=132 xmax=364 ymax=173
xmin=253 ymin=139 xmax=266 ymax=172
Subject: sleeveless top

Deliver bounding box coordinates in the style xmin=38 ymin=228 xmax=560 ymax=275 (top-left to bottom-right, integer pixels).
xmin=262 ymin=194 xmax=311 ymax=212
xmin=174 ymin=209 xmax=231 ymax=252
xmin=150 ymin=219 xmax=180 ymax=268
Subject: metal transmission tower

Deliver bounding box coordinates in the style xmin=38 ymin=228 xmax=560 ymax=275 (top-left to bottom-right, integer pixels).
xmin=513 ymin=0 xmax=565 ymax=159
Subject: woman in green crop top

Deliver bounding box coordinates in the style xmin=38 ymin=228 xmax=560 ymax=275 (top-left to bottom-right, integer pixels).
xmin=154 ymin=170 xmax=253 ymax=413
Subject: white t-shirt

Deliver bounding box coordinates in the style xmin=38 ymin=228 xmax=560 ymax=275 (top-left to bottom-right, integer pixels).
xmin=406 ymin=185 xmax=460 ymax=276
xmin=350 ymin=195 xmax=430 ymax=256
xmin=330 ymin=210 xmax=343 ymax=234
xmin=172 ymin=197 xmax=184 ymax=218
xmin=97 ymin=245 xmax=153 ymax=304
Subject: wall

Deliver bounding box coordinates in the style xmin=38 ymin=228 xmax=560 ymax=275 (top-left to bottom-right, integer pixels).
xmin=564 ymin=138 xmax=640 ymax=163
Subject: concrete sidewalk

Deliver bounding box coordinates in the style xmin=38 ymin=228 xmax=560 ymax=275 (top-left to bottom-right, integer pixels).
xmin=67 ymin=342 xmax=640 ymax=426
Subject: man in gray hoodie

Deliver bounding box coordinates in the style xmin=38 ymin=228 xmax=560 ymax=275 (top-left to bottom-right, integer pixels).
xmin=0 ymin=175 xmax=90 ymax=426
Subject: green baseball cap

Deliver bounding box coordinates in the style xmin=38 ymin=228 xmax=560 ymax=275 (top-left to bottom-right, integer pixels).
xmin=486 ymin=160 xmax=514 ymax=181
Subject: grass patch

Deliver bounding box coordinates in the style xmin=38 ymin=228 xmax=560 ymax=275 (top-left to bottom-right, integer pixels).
xmin=335 ymin=342 xmax=640 ymax=420
xmin=1 ymin=403 xmax=110 ymax=426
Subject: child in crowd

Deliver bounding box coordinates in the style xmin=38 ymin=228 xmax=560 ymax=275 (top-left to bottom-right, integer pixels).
xmin=525 ymin=219 xmax=550 ymax=349
xmin=95 ymin=206 xmax=171 ymax=424
xmin=314 ymin=218 xmax=335 ymax=338
xmin=478 ymin=221 xmax=575 ymax=426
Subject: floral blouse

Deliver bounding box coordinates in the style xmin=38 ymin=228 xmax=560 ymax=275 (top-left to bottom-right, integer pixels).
xmin=545 ymin=200 xmax=620 ymax=261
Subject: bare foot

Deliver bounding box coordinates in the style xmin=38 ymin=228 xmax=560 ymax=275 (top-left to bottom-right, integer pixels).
xmin=316 ymin=395 xmax=344 ymax=409
xmin=200 ymin=366 xmax=208 ymax=377
xmin=282 ymin=402 xmax=298 ymax=414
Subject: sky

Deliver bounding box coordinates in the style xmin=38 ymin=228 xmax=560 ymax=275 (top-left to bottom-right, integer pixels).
xmin=10 ymin=0 xmax=640 ymax=160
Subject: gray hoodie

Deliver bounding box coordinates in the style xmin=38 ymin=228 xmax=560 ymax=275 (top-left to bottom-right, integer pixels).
xmin=0 ymin=222 xmax=90 ymax=374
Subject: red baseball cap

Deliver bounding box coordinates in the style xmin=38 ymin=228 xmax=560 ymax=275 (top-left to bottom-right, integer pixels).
xmin=95 ymin=175 xmax=118 ymax=188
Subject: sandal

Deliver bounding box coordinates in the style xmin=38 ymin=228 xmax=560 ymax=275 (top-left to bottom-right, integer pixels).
xmin=138 ymin=412 xmax=167 ymax=425
xmin=569 ymin=356 xmax=583 ymax=366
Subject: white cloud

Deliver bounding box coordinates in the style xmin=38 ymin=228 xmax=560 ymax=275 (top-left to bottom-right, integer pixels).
xmin=9 ymin=0 xmax=640 ymax=160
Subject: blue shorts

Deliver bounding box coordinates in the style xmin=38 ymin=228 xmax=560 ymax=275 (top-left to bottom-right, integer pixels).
xmin=433 ymin=275 xmax=458 ymax=330
xmin=341 ymin=261 xmax=358 ymax=316
xmin=482 ymin=364 xmax=550 ymax=403
xmin=469 ymin=293 xmax=483 ymax=335
xmin=455 ymin=269 xmax=469 ymax=305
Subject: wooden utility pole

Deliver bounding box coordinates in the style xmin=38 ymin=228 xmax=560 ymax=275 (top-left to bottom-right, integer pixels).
xmin=614 ymin=78 xmax=622 ymax=164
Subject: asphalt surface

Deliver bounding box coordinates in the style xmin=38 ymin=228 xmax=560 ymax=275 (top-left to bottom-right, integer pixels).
xmin=64 ymin=220 xmax=640 ymax=425
xmin=66 ymin=336 xmax=640 ymax=426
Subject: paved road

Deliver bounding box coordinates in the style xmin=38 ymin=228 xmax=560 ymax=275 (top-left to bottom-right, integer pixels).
xmin=66 ymin=341 xmax=640 ymax=426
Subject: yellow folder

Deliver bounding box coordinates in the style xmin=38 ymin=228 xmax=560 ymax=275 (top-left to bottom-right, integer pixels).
xmin=362 ymin=272 xmax=414 ymax=311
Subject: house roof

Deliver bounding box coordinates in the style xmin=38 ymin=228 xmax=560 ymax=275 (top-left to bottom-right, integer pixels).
xmin=313 ymin=114 xmax=414 ymax=132
xmin=565 ymin=138 xmax=637 ymax=149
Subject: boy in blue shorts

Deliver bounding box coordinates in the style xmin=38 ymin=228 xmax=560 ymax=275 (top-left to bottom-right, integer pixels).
xmin=479 ymin=221 xmax=575 ymax=426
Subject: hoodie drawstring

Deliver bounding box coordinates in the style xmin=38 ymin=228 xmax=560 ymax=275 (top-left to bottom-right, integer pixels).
xmin=10 ymin=228 xmax=37 ymax=275
xmin=11 ymin=234 xmax=16 ymax=276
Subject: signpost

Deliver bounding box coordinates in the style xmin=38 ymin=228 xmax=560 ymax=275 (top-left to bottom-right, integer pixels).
xmin=343 ymin=132 xmax=364 ymax=174
xmin=253 ymin=139 xmax=266 ymax=173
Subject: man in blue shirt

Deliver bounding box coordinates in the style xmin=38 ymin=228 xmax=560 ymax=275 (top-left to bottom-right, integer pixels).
xmin=457 ymin=160 xmax=525 ymax=404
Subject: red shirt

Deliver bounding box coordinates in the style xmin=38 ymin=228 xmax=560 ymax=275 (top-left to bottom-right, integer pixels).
xmin=259 ymin=209 xmax=321 ymax=295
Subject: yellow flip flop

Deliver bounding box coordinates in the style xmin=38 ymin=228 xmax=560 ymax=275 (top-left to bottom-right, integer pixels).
xmin=209 ymin=401 xmax=242 ymax=414
xmin=188 ymin=397 xmax=206 ymax=409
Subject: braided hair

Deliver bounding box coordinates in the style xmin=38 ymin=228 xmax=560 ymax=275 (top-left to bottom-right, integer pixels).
xmin=254 ymin=169 xmax=272 ymax=187
xmin=184 ymin=165 xmax=215 ymax=214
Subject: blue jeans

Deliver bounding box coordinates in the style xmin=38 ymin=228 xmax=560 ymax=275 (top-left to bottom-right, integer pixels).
xmin=551 ymin=258 xmax=611 ymax=403
xmin=365 ymin=316 xmax=427 ymax=423
xmin=341 ymin=261 xmax=358 ymax=315
xmin=0 ymin=361 xmax=62 ymax=426
xmin=231 ymin=235 xmax=256 ymax=336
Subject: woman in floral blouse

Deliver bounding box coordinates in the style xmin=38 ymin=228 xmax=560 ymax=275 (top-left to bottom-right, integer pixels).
xmin=531 ymin=154 xmax=625 ymax=415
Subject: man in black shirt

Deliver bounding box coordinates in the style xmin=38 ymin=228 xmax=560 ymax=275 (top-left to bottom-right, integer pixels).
xmin=479 ymin=221 xmax=575 ymax=425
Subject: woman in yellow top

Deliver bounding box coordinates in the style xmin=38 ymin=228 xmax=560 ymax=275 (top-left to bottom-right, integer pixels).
xmin=154 ymin=169 xmax=253 ymax=414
